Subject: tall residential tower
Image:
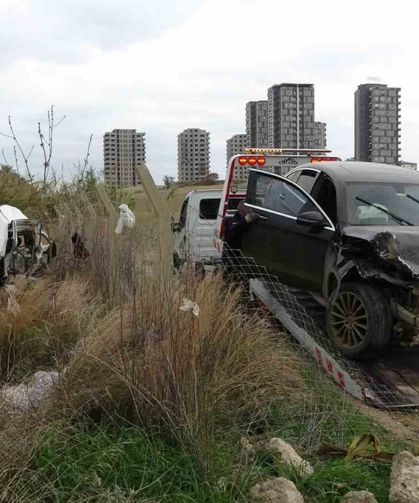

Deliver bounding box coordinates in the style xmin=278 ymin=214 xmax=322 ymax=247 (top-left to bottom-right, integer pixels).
xmin=177 ymin=128 xmax=210 ymax=182
xmin=103 ymin=129 xmax=145 ymax=187
xmin=267 ymin=83 xmax=326 ymax=149
xmin=354 ymin=83 xmax=401 ymax=164
xmin=245 ymin=101 xmax=269 ymax=148
xmin=226 ymin=133 xmax=248 ymax=179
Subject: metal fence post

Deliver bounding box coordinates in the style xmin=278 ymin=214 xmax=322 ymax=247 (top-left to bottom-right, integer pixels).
xmin=135 ymin=163 xmax=173 ymax=284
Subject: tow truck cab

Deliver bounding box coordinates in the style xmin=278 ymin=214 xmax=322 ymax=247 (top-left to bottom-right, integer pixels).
xmin=215 ymin=148 xmax=341 ymax=251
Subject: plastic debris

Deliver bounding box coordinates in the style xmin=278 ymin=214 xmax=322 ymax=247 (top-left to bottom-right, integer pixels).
xmin=179 ymin=298 xmax=200 ymax=317
xmin=115 ymin=204 xmax=136 ymax=234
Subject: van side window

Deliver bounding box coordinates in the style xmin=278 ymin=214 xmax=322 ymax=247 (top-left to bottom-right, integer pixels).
xmin=179 ymin=198 xmax=188 ymax=228
xmin=199 ymin=198 xmax=220 ymax=220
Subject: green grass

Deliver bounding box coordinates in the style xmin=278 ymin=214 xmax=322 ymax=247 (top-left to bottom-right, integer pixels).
xmin=18 ymin=422 xmax=250 ymax=503
xmin=13 ymin=389 xmax=396 ymax=503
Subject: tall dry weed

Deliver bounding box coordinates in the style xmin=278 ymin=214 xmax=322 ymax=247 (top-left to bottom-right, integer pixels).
xmin=48 ymin=270 xmax=303 ymax=469
xmin=0 ymin=276 xmax=99 ymax=380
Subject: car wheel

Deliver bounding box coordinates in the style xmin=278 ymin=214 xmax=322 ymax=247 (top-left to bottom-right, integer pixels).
xmin=326 ymin=282 xmax=392 ymax=359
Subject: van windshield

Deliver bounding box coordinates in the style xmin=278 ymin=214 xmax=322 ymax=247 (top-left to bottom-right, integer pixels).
xmin=347 ymin=182 xmax=419 ymax=226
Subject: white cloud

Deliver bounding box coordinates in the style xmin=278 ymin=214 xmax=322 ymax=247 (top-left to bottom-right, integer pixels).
xmin=0 ymin=0 xmax=417 ymax=185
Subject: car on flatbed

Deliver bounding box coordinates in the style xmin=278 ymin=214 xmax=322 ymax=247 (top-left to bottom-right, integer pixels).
xmin=241 ymin=161 xmax=419 ymax=358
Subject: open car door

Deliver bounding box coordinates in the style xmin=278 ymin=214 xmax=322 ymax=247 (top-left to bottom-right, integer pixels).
xmin=242 ymin=169 xmax=336 ymax=292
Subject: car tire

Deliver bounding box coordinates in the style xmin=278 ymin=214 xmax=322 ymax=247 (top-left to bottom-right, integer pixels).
xmin=326 ymin=282 xmax=392 ymax=359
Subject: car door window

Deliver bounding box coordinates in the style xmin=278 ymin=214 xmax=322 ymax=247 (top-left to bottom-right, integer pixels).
xmin=285 ymin=169 xmax=301 ymax=182
xmin=295 ymin=169 xmax=319 ymax=193
xmin=247 ymin=171 xmax=323 ymax=219
xmin=311 ymin=175 xmax=338 ymax=225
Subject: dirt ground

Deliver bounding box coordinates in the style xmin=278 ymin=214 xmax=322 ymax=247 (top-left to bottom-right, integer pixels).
xmin=354 ymin=400 xmax=419 ymax=446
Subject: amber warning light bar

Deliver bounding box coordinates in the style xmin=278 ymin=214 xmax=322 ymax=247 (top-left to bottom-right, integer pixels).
xmin=244 ymin=147 xmax=332 ymax=155
xmin=238 ymin=155 xmax=266 ymax=166
xmin=237 ymin=155 xmax=340 ymax=166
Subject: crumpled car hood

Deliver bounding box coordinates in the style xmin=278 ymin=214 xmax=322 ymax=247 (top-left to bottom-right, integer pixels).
xmin=341 ymin=226 xmax=419 ymax=282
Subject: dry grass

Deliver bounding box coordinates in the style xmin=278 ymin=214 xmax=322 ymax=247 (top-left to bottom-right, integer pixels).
xmin=130 ymin=182 xmax=222 ymax=223
xmin=0 ymin=187 xmax=304 ymax=490
xmin=0 ymin=276 xmax=99 ymax=380
xmin=46 ymin=271 xmax=302 ymax=468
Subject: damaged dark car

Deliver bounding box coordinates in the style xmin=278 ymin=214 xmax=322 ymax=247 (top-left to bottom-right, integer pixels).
xmin=242 ymin=161 xmax=419 ymax=359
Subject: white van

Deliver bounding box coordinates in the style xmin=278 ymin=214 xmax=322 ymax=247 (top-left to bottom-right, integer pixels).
xmin=0 ymin=204 xmax=55 ymax=285
xmin=172 ymin=189 xmax=222 ymax=267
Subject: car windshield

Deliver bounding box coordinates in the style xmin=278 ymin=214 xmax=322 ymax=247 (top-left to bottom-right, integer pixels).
xmin=347 ymin=182 xmax=419 ymax=226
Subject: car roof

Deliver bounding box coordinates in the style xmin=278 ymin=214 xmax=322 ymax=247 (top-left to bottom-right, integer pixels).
xmin=297 ymin=161 xmax=419 ymax=184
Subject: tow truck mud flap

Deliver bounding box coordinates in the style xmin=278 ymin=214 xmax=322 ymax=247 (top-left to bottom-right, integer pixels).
xmin=249 ymin=278 xmax=419 ymax=409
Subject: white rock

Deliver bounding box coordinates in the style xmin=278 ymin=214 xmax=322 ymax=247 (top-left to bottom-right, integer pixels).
xmin=265 ymin=438 xmax=314 ymax=477
xmin=1 ymin=370 xmax=58 ymax=411
xmin=250 ymin=477 xmax=304 ymax=503
xmin=390 ymin=450 xmax=419 ymax=503
xmin=340 ymin=490 xmax=378 ymax=503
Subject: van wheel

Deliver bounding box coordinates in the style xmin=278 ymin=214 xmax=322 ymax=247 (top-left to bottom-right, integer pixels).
xmin=173 ymin=252 xmax=182 ymax=270
xmin=326 ymin=282 xmax=391 ymax=359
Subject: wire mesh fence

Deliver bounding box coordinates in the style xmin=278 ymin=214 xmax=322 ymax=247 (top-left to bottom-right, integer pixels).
xmin=175 ymin=201 xmax=419 ymax=414
xmin=39 ymin=189 xmax=419 ymax=453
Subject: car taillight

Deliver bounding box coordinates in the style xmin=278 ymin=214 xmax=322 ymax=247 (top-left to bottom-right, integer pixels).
xmin=311 ymin=156 xmax=340 ymax=163
xmin=248 ymin=156 xmax=257 ymax=166
xmin=238 ymin=156 xmax=248 ymax=165
xmin=257 ymin=156 xmax=266 ymax=166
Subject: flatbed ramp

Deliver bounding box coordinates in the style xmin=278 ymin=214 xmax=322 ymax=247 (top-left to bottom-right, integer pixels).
xmin=249 ymin=278 xmax=419 ymax=409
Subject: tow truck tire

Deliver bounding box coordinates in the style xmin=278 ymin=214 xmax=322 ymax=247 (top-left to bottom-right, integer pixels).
xmin=326 ymin=282 xmax=392 ymax=359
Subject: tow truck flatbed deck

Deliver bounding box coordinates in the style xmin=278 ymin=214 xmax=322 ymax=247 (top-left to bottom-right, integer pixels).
xmin=359 ymin=348 xmax=419 ymax=406
xmin=250 ymin=278 xmax=419 ymax=409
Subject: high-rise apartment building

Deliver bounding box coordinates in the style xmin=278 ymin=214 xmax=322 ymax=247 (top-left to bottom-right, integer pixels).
xmin=177 ymin=128 xmax=210 ymax=182
xmin=226 ymin=133 xmax=248 ymax=179
xmin=354 ymin=83 xmax=401 ymax=165
xmin=267 ymin=83 xmax=325 ymax=149
xmin=103 ymin=129 xmax=145 ymax=187
xmin=314 ymin=121 xmax=327 ymax=149
xmin=246 ymin=101 xmax=269 ymax=147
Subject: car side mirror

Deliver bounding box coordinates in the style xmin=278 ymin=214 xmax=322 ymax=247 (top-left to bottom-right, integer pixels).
xmin=171 ymin=222 xmax=182 ymax=232
xmin=297 ymin=210 xmax=326 ymax=228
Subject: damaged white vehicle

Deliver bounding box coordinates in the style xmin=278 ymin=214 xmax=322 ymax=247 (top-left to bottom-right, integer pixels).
xmin=0 ymin=205 xmax=56 ymax=286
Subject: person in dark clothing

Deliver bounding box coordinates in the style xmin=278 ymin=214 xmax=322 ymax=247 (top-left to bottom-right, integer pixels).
xmin=222 ymin=200 xmax=258 ymax=280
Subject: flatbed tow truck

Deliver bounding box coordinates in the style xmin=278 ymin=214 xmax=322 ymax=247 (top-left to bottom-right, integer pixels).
xmin=210 ymin=149 xmax=419 ymax=410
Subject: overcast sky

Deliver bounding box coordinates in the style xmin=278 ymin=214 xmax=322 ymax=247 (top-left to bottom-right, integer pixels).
xmin=0 ymin=0 xmax=417 ymax=183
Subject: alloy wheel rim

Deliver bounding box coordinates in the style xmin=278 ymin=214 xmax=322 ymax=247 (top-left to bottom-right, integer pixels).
xmin=330 ymin=292 xmax=368 ymax=348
